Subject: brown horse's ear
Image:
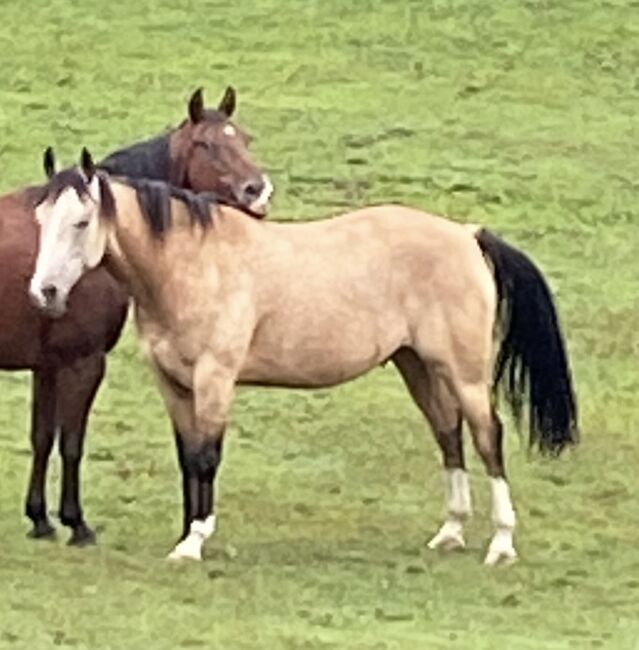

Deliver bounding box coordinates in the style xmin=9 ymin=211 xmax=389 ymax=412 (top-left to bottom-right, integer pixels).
xmin=188 ymin=87 xmax=205 ymax=123
xmin=218 ymin=85 xmax=236 ymax=117
xmin=43 ymin=146 xmax=56 ymax=178
xmin=80 ymin=147 xmax=95 ymax=181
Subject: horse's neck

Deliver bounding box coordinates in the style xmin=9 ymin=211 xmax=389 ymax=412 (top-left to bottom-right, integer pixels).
xmin=98 ymin=133 xmax=173 ymax=182
xmin=103 ymin=184 xmax=165 ymax=309
xmin=105 ymin=182 xmax=225 ymax=315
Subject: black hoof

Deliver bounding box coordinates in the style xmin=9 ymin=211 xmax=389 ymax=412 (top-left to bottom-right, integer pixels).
xmin=27 ymin=520 xmax=57 ymax=540
xmin=67 ymin=524 xmax=97 ymax=547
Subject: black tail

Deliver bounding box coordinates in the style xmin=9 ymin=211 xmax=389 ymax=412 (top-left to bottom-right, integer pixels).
xmin=475 ymin=228 xmax=578 ymax=454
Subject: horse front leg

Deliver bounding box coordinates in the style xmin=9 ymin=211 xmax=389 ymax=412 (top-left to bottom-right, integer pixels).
xmin=166 ymin=353 xmax=237 ymax=561
xmin=56 ymin=355 xmax=106 ymax=546
xmin=25 ymin=367 xmax=58 ymax=540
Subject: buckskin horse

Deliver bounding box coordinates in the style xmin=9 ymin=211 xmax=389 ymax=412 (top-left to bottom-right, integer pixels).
xmin=29 ymin=150 xmax=577 ymax=565
xmin=0 ymin=86 xmax=272 ymax=545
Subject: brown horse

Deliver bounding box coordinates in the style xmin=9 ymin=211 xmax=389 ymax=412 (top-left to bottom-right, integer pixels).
xmin=1 ymin=86 xmax=272 ymax=545
xmin=29 ymin=152 xmax=577 ymax=565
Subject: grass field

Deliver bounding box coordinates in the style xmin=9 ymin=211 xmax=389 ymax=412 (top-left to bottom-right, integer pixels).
xmin=1 ymin=1 xmax=639 ymax=648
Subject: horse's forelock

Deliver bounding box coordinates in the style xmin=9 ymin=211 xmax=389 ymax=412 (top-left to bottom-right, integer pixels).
xmin=29 ymin=168 xmax=90 ymax=209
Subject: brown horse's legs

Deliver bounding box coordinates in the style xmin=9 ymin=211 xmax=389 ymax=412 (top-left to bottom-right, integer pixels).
xmin=56 ymin=355 xmax=106 ymax=546
xmin=25 ymin=367 xmax=58 ymax=539
xmin=393 ymin=348 xmax=470 ymax=551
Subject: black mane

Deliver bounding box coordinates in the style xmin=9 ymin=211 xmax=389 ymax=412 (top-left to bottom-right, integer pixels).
xmin=97 ymin=109 xmax=229 ymax=183
xmin=31 ymin=167 xmax=231 ymax=237
xmin=124 ymin=178 xmax=220 ymax=236
xmin=98 ymin=133 xmax=172 ymax=181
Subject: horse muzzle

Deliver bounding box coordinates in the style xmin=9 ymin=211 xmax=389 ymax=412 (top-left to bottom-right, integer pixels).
xmin=238 ymin=174 xmax=273 ymax=217
xmin=29 ymin=280 xmax=68 ymax=319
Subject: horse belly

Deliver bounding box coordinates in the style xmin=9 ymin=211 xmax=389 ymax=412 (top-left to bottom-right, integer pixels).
xmin=240 ymin=313 xmax=403 ymax=388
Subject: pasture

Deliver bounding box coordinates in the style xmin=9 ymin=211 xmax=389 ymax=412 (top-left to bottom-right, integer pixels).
xmin=1 ymin=0 xmax=638 ymax=648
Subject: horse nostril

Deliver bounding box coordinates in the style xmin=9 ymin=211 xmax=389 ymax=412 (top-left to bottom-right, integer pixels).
xmin=241 ymin=178 xmax=265 ymax=201
xmin=42 ymin=284 xmax=58 ymax=303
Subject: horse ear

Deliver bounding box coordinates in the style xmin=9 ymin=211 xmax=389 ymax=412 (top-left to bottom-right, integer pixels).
xmin=43 ymin=146 xmax=56 ymax=178
xmin=188 ymin=87 xmax=205 ymax=123
xmin=218 ymin=85 xmax=236 ymax=117
xmin=80 ymin=147 xmax=95 ymax=181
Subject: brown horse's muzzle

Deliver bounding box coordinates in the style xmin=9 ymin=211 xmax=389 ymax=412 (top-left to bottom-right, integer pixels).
xmin=235 ymin=173 xmax=273 ymax=217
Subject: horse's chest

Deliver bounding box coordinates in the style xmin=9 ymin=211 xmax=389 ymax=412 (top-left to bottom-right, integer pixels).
xmin=138 ymin=325 xmax=197 ymax=392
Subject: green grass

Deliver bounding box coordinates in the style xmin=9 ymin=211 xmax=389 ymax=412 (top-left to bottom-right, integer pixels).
xmin=1 ymin=0 xmax=639 ymax=648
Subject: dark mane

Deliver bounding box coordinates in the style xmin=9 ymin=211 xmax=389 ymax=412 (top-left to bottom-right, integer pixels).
xmin=98 ymin=133 xmax=172 ymax=181
xmin=97 ymin=110 xmax=229 ymax=186
xmin=28 ymin=168 xmax=243 ymax=239
xmin=122 ymin=178 xmax=220 ymax=236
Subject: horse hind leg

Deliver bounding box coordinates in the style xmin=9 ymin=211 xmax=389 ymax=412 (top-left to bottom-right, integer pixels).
xmin=56 ymin=355 xmax=106 ymax=546
xmin=454 ymin=380 xmax=517 ymax=565
xmin=412 ymin=292 xmax=517 ymax=565
xmin=392 ymin=348 xmax=470 ymax=552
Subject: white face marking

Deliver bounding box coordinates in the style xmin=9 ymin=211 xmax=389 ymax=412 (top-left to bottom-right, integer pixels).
xmin=248 ymin=174 xmax=274 ymax=214
xmin=223 ymin=124 xmax=237 ymax=137
xmin=30 ymin=175 xmax=107 ymax=315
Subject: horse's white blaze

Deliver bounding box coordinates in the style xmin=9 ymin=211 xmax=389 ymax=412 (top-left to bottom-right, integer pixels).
xmin=30 ymin=176 xmax=106 ymax=312
xmin=166 ymin=515 xmax=216 ymax=561
xmin=222 ymin=124 xmax=237 ymax=137
xmin=484 ymin=477 xmax=517 ymax=565
xmin=31 ymin=188 xmax=82 ymax=305
xmin=249 ymin=174 xmax=273 ymax=214
xmin=428 ymin=469 xmax=471 ymax=551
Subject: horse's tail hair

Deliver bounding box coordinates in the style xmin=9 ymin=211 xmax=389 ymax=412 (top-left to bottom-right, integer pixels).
xmin=475 ymin=228 xmax=578 ymax=454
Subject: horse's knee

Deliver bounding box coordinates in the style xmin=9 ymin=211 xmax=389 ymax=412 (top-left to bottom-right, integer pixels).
xmin=181 ymin=435 xmax=223 ymax=480
xmin=59 ymin=429 xmax=85 ymax=463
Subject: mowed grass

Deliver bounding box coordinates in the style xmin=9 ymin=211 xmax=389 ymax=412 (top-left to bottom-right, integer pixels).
xmin=1 ymin=0 xmax=639 ymax=648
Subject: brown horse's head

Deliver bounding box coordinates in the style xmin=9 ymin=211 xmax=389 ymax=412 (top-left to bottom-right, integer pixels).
xmin=171 ymin=87 xmax=272 ymax=217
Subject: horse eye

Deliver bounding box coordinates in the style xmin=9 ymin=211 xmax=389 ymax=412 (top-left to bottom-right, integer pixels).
xmin=75 ymin=220 xmax=89 ymax=230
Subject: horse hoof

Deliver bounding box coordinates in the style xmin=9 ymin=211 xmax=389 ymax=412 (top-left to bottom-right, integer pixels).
xmin=67 ymin=524 xmax=97 ymax=547
xmin=167 ymin=535 xmax=203 ymax=561
xmin=484 ymin=531 xmax=518 ymax=566
xmin=427 ymin=520 xmax=466 ymax=552
xmin=427 ymin=532 xmax=466 ymax=552
xmin=484 ymin=548 xmax=518 ymax=566
xmin=27 ymin=521 xmax=57 ymax=540
xmin=167 ymin=549 xmax=202 ymax=561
